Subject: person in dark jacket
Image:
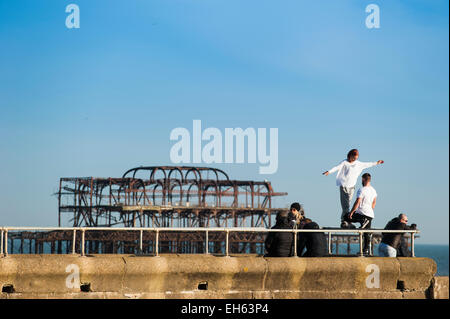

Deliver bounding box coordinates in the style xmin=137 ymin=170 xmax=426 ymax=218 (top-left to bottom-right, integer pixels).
xmin=264 ymin=211 xmax=294 ymax=257
xmin=379 ymin=214 xmax=417 ymax=257
xmin=289 ymin=202 xmax=305 ymax=229
xmin=296 ymin=218 xmax=328 ymax=257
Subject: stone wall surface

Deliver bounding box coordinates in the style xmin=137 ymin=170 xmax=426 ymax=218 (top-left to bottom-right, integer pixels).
xmin=0 ymin=255 xmax=445 ymax=299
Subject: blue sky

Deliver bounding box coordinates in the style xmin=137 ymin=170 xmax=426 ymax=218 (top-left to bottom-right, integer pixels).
xmin=0 ymin=0 xmax=448 ymax=244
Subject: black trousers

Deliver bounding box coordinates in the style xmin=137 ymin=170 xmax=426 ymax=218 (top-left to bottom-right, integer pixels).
xmin=344 ymin=213 xmax=373 ymax=252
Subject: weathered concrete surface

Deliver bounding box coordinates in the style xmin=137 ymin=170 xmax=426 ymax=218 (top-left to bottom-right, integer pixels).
xmin=429 ymin=276 xmax=449 ymax=299
xmin=397 ymin=257 xmax=437 ymax=291
xmin=0 ymin=255 xmax=440 ymax=299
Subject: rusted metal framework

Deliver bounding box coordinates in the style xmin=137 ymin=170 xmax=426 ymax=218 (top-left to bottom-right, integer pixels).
xmin=7 ymin=166 xmax=285 ymax=254
xmin=58 ymin=166 xmax=287 ymax=229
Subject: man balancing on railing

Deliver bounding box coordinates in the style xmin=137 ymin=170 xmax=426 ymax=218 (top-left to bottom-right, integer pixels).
xmin=343 ymin=173 xmax=377 ymax=257
xmin=322 ymin=149 xmax=383 ymax=228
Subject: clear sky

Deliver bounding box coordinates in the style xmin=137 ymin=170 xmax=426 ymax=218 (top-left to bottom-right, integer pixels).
xmin=0 ymin=0 xmax=448 ymax=244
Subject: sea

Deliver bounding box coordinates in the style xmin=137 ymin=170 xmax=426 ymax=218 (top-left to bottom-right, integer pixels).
xmin=412 ymin=244 xmax=449 ymax=276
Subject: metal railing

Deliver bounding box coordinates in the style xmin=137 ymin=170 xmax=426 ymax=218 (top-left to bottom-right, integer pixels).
xmin=0 ymin=226 xmax=419 ymax=257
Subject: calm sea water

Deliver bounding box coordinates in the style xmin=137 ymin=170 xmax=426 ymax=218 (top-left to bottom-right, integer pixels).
xmin=413 ymin=244 xmax=449 ymax=276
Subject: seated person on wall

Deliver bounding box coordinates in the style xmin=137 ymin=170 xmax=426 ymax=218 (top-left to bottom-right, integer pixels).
xmin=264 ymin=211 xmax=294 ymax=257
xmin=379 ymin=214 xmax=417 ymax=257
xmin=288 ymin=202 xmax=305 ymax=229
xmin=296 ymin=218 xmax=328 ymax=257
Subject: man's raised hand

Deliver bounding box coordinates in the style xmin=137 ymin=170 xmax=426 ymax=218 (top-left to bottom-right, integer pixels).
xmin=377 ymin=160 xmax=384 ymax=165
xmin=322 ymin=171 xmax=329 ymax=176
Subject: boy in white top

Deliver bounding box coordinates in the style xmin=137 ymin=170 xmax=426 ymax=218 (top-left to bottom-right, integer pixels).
xmin=345 ymin=173 xmax=377 ymax=256
xmin=323 ymin=149 xmax=383 ymax=227
xmin=350 ymin=182 xmax=377 ymax=219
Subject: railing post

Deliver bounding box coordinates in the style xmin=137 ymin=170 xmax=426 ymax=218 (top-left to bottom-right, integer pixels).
xmin=4 ymin=230 xmax=8 ymax=256
xmin=81 ymin=229 xmax=85 ymax=256
xmin=359 ymin=231 xmax=363 ymax=256
xmin=139 ymin=230 xmax=143 ymax=252
xmin=328 ymin=232 xmax=332 ymax=255
xmin=292 ymin=230 xmax=297 ymax=257
xmin=0 ymin=229 xmax=3 ymax=256
xmin=205 ymin=230 xmax=209 ymax=254
xmin=155 ymin=230 xmax=159 ymax=257
xmin=225 ymin=230 xmax=229 ymax=257
xmin=72 ymin=230 xmax=76 ymax=254
xmin=411 ymin=231 xmax=415 ymax=257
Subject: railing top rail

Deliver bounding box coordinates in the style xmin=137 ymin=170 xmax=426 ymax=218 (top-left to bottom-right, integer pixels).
xmin=0 ymin=226 xmax=419 ymax=234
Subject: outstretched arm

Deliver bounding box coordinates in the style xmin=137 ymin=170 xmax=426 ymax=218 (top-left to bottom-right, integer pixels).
xmin=323 ymin=161 xmax=344 ymax=176
xmin=360 ymin=160 xmax=384 ymax=169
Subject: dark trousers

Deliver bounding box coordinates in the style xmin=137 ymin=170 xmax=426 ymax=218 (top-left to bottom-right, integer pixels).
xmin=344 ymin=213 xmax=373 ymax=252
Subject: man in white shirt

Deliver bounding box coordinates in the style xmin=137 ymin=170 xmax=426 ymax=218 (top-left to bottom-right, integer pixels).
xmin=345 ymin=173 xmax=377 ymax=256
xmin=322 ymin=149 xmax=383 ymax=227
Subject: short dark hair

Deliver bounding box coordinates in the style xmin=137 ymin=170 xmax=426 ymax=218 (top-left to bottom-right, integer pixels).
xmin=362 ymin=173 xmax=371 ymax=181
xmin=290 ymin=202 xmax=301 ymax=212
xmin=276 ymin=211 xmax=289 ymax=223
xmin=347 ymin=149 xmax=359 ymax=160
xmin=290 ymin=202 xmax=305 ymax=216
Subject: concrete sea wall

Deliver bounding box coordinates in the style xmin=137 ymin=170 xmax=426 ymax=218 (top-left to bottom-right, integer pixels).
xmin=0 ymin=255 xmax=446 ymax=299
